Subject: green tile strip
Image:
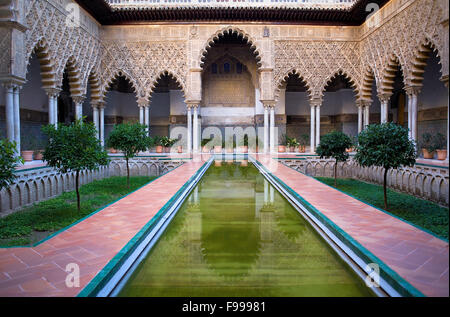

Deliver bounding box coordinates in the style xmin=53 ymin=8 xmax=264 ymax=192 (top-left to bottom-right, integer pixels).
xmin=251 ymin=157 xmax=425 ymax=297
xmin=77 ymin=158 xmax=213 ymax=297
xmin=282 ymin=162 xmax=448 ymax=243
xmin=1 ymin=163 xmax=186 ymax=249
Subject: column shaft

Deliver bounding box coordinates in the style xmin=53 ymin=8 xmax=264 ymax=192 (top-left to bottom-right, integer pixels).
xmin=13 ymin=87 xmax=21 ymax=153
xmin=269 ymin=106 xmax=275 ymax=153
xmin=264 ymin=106 xmax=269 ymax=153
xmin=358 ymin=106 xmax=363 ymax=133
xmin=315 ymin=106 xmax=321 ymax=147
xmin=144 ymin=106 xmax=150 ymax=135
xmin=310 ymin=106 xmax=315 ymax=153
xmin=99 ymin=107 xmax=105 ymax=147
xmin=411 ymin=94 xmax=418 ymax=142
xmin=187 ymin=107 xmax=192 ymax=153
xmin=92 ymin=106 xmax=99 ymax=139
xmin=193 ymin=106 xmax=199 ymax=153
xmin=364 ymin=105 xmax=370 ymax=127
xmin=139 ymin=106 xmax=144 ymax=125
xmin=5 ymin=86 xmax=14 ymax=142
xmin=48 ymin=95 xmax=55 ymax=125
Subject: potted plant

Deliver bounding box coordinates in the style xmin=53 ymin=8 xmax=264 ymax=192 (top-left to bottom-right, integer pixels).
xmin=298 ymin=134 xmax=309 ymax=153
xmin=434 ymin=133 xmax=447 ymax=161
xmin=154 ymin=136 xmax=164 ymax=153
xmin=346 ymin=136 xmax=357 ymax=153
xmin=146 ymin=136 xmax=155 ymax=153
xmin=33 ymin=138 xmax=47 ymax=161
xmin=287 ymin=136 xmax=299 ymax=153
xmin=278 ymin=134 xmax=287 ymax=153
xmin=20 ymin=135 xmax=36 ymax=162
xmin=239 ymin=134 xmax=249 ymax=153
xmin=201 ymin=138 xmax=212 ymax=153
xmin=420 ymin=133 xmax=435 ymax=159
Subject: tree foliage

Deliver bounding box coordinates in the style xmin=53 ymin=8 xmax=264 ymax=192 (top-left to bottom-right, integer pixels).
xmin=354 ymin=123 xmax=416 ymax=210
xmin=42 ymin=119 xmax=109 ymax=211
xmin=316 ymin=131 xmax=353 ymax=187
xmin=0 ymin=139 xmax=23 ymax=191
xmin=106 ymin=123 xmax=148 ymax=187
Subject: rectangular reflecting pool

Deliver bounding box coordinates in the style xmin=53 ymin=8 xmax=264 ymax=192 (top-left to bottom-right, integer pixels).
xmin=118 ymin=160 xmax=375 ymax=297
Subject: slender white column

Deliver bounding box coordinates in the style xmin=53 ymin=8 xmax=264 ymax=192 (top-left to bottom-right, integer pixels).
xmin=13 ymin=86 xmax=21 ymax=153
xmin=269 ymin=106 xmax=275 ymax=153
xmin=48 ymin=94 xmax=55 ymax=125
xmin=364 ymin=105 xmax=370 ymax=127
xmin=99 ymin=106 xmax=105 ymax=147
xmin=310 ymin=106 xmax=316 ymax=153
xmin=92 ymin=105 xmax=99 ymax=139
xmin=193 ymin=106 xmax=199 ymax=153
xmin=407 ymin=93 xmax=413 ymax=138
xmin=269 ymin=184 xmax=274 ymax=204
xmin=264 ymin=106 xmax=269 ymax=153
xmin=4 ymin=85 xmax=14 ymax=142
xmin=411 ymin=93 xmax=419 ymax=143
xmin=315 ymin=106 xmax=321 ymax=147
xmin=139 ymin=106 xmax=144 ymax=125
xmin=144 ymin=106 xmax=150 ymax=135
xmin=187 ymin=106 xmax=192 ymax=154
xmin=53 ymin=95 xmax=58 ymax=128
xmin=73 ymin=96 xmax=85 ymax=121
xmin=358 ymin=105 xmax=363 ymax=133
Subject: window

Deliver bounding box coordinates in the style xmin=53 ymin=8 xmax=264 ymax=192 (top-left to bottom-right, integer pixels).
xmin=211 ymin=63 xmax=218 ymax=74
xmin=236 ymin=63 xmax=243 ymax=74
xmin=224 ymin=62 xmax=230 ymax=73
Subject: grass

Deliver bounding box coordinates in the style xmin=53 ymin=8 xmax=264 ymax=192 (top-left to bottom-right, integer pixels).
xmin=0 ymin=176 xmax=155 ymax=247
xmin=315 ymin=177 xmax=449 ymax=240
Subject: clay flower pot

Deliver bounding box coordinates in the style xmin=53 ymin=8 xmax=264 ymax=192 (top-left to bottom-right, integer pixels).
xmin=21 ymin=151 xmax=33 ymax=162
xmin=346 ymin=147 xmax=354 ymax=153
xmin=289 ymin=146 xmax=295 ymax=153
xmin=177 ymin=146 xmax=183 ymax=154
xmin=298 ymin=145 xmax=306 ymax=153
xmin=34 ymin=150 xmax=44 ymax=161
xmin=202 ymin=146 xmax=209 ymax=153
xmin=241 ymin=160 xmax=248 ymax=167
xmin=164 ymin=147 xmax=171 ymax=153
xmin=422 ymin=148 xmax=434 ymax=159
xmin=156 ymin=145 xmax=163 ymax=153
xmin=278 ymin=145 xmax=286 ymax=153
xmin=214 ymin=146 xmax=222 ymax=153
xmin=436 ymin=150 xmax=447 ymax=161
xmin=109 ymin=148 xmax=118 ymax=154
xmin=226 ymin=147 xmax=234 ymax=154
xmin=239 ymin=146 xmax=248 ymax=153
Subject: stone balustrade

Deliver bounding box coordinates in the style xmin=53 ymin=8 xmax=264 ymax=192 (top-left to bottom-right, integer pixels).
xmin=0 ymin=157 xmax=185 ymax=217
xmin=281 ymin=157 xmax=449 ymax=206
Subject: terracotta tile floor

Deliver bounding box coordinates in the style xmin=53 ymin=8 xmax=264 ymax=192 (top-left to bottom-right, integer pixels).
xmin=254 ymin=154 xmax=449 ymax=297
xmin=0 ymin=157 xmax=208 ymax=297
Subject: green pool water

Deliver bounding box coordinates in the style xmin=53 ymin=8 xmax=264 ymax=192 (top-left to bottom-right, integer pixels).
xmin=119 ymin=160 xmax=375 ymax=297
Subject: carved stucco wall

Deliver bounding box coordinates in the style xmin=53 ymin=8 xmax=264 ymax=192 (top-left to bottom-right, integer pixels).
xmin=1 ymin=0 xmax=447 ymax=111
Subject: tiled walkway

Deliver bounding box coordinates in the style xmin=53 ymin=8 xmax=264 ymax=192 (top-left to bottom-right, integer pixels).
xmin=255 ymin=155 xmax=449 ymax=297
xmin=0 ymin=158 xmax=208 ymax=297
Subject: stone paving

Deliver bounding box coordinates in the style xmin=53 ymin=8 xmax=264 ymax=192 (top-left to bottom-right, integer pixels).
xmin=0 ymin=158 xmax=207 ymax=297
xmin=254 ymin=154 xmax=449 ymax=297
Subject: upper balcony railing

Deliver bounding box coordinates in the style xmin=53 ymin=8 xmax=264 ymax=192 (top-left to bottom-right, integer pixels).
xmin=104 ymin=0 xmax=358 ymax=10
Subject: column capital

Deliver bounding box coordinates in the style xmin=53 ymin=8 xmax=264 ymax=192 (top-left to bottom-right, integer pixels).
xmin=356 ymin=99 xmax=372 ymax=108
xmin=404 ymin=85 xmax=422 ymax=96
xmin=186 ymin=101 xmax=201 ymax=109
xmin=377 ymin=93 xmax=391 ymax=103
xmin=261 ymin=100 xmax=275 ymax=109
xmin=309 ymin=98 xmax=322 ymax=108
xmin=440 ymin=75 xmax=449 ymax=87
xmin=72 ymin=95 xmax=86 ymax=105
xmin=44 ymin=87 xmax=62 ymax=98
xmin=137 ymin=97 xmax=149 ymax=108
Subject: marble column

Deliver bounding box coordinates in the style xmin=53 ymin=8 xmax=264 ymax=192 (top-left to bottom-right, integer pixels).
xmin=310 ymin=105 xmax=316 ymax=153
xmin=92 ymin=104 xmax=99 ymax=139
xmin=364 ymin=102 xmax=370 ymax=128
xmin=187 ymin=106 xmax=192 ymax=154
xmin=269 ymin=105 xmax=275 ymax=153
xmin=13 ymin=86 xmax=21 ymax=153
xmin=379 ymin=94 xmax=390 ymax=123
xmin=411 ymin=89 xmax=420 ymax=143
xmin=144 ymin=105 xmax=150 ymax=135
xmin=264 ymin=106 xmax=269 ymax=153
xmin=193 ymin=105 xmax=199 ymax=153
xmin=73 ymin=96 xmax=85 ymax=121
xmin=358 ymin=104 xmax=363 ymax=133
xmin=99 ymin=105 xmax=105 ymax=147
xmin=315 ymin=105 xmax=321 ymax=147
xmin=45 ymin=88 xmax=60 ymax=127
xmin=406 ymin=91 xmax=413 ymax=138
xmin=139 ymin=105 xmax=144 ymax=125
xmin=3 ymin=85 xmax=15 ymax=143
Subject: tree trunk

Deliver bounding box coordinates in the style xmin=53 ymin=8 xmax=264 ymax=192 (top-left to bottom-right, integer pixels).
xmin=75 ymin=170 xmax=81 ymax=212
xmin=126 ymin=157 xmax=130 ymax=189
xmin=383 ymin=168 xmax=389 ymax=210
xmin=334 ymin=159 xmax=338 ymax=187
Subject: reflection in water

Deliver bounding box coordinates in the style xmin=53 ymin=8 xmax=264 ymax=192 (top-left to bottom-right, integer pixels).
xmin=119 ymin=160 xmax=374 ymax=297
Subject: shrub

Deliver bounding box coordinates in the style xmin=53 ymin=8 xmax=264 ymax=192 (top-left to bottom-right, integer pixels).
xmin=0 ymin=139 xmax=23 ymax=191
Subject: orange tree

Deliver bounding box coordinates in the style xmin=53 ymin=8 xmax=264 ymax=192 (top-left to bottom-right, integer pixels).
xmin=0 ymin=139 xmax=23 ymax=191
xmin=316 ymin=131 xmax=353 ymax=187
xmin=354 ymin=123 xmax=416 ymax=210
xmin=42 ymin=119 xmax=109 ymax=211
